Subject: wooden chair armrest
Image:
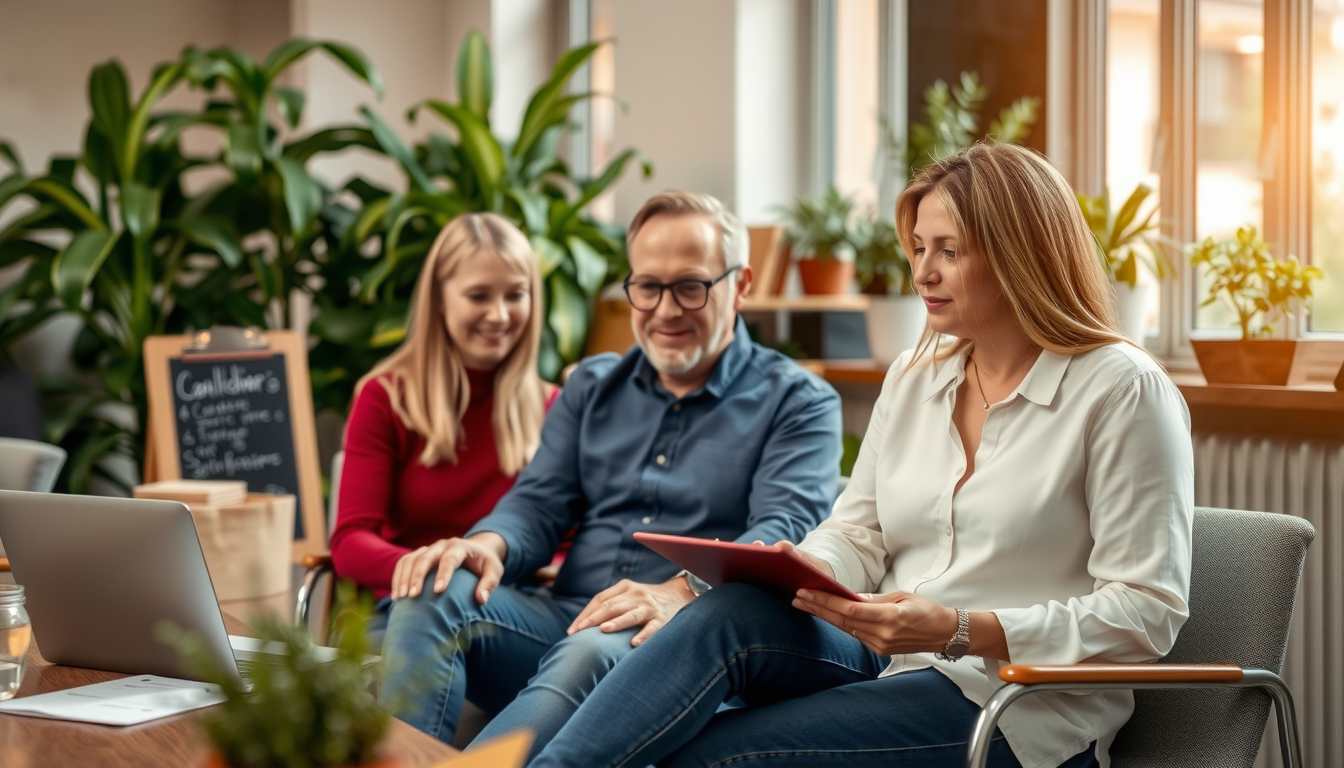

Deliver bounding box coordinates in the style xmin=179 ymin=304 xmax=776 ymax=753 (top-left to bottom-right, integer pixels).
xmin=0 ymin=557 xmax=8 ymax=573
xmin=999 ymin=664 xmax=1244 ymax=685
xmin=301 ymin=553 xmax=333 ymax=569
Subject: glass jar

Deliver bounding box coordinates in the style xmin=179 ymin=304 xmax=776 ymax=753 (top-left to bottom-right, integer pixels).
xmin=0 ymin=584 xmax=31 ymax=700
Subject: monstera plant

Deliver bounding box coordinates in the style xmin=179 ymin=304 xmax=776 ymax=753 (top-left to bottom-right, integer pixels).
xmin=308 ymin=31 xmax=651 ymax=402
xmin=0 ymin=39 xmax=382 ymax=492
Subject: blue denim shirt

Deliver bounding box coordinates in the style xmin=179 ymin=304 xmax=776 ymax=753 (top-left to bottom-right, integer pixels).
xmin=467 ymin=317 xmax=842 ymax=599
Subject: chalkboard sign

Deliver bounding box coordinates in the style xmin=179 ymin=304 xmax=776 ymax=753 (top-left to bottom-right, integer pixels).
xmin=144 ymin=330 xmax=325 ymax=560
xmin=169 ymin=355 xmax=304 ymax=538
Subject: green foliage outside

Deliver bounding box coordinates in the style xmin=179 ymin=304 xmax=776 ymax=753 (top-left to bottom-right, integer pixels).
xmin=907 ymin=71 xmax=1039 ymax=176
xmin=0 ymin=33 xmax=649 ymax=491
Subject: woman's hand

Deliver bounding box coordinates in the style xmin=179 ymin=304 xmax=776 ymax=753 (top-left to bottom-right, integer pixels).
xmin=390 ymin=532 xmax=508 ymax=603
xmin=756 ymin=540 xmax=836 ymax=579
xmin=792 ymin=588 xmax=958 ymax=656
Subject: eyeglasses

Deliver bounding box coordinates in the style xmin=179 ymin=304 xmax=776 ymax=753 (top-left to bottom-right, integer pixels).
xmin=623 ymin=267 xmax=741 ymax=312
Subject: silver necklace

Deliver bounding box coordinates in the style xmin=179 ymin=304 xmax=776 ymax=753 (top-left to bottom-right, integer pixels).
xmin=969 ymin=357 xmax=990 ymax=412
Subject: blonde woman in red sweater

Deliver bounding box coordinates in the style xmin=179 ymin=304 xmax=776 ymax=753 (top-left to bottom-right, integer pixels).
xmin=332 ymin=213 xmax=558 ymax=642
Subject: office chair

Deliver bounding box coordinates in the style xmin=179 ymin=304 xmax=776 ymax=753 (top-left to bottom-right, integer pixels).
xmin=0 ymin=437 xmax=67 ymax=573
xmin=965 ymin=507 xmax=1313 ymax=768
xmin=295 ymin=451 xmax=343 ymax=637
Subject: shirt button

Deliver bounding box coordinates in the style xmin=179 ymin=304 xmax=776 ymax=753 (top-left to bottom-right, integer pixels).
xmin=655 ymin=454 xmax=667 ymax=466
xmin=945 ymin=526 xmax=953 ymax=536
xmin=620 ymin=565 xmax=629 ymax=574
xmin=672 ymin=403 xmax=681 ymax=412
xmin=642 ymin=516 xmax=652 ymax=524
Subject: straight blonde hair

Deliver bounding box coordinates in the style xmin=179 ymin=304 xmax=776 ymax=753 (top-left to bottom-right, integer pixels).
xmin=895 ymin=142 xmax=1140 ymax=367
xmin=356 ymin=213 xmax=547 ymax=475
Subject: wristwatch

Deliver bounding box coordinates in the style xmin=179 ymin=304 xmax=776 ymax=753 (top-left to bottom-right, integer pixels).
xmin=935 ymin=608 xmax=971 ymax=662
xmin=677 ymin=569 xmax=711 ymax=597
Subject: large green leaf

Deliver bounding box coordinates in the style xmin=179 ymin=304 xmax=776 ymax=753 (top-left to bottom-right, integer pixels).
xmin=0 ymin=141 xmax=21 ymax=174
xmin=416 ymin=101 xmax=505 ymax=207
xmin=530 ymin=235 xmax=566 ymax=279
xmin=226 ymin=120 xmax=264 ymax=183
xmin=120 ymin=181 xmax=161 ymax=245
xmin=310 ymin=305 xmax=378 ymax=346
xmin=558 ymin=148 xmax=652 ymax=230
xmin=0 ymin=238 xmax=57 ymax=270
xmin=275 ymin=157 xmax=323 ymax=237
xmin=283 ymin=127 xmax=380 ymax=162
xmin=263 ymin=39 xmax=385 ymax=97
xmin=121 ymin=61 xmax=185 ymax=182
xmin=167 ymin=216 xmax=243 ymax=268
xmin=547 ymin=270 xmax=589 ymax=362
xmin=567 ymin=236 xmax=608 ymax=297
xmin=81 ymin=123 xmax=117 ymax=187
xmin=273 ymin=86 xmax=306 ymax=129
xmin=362 ymin=107 xmax=435 ymax=194
xmin=514 ymin=42 xmax=600 ymax=159
xmin=53 ymin=230 xmax=120 ymax=310
xmin=88 ymin=61 xmax=131 ymax=176
xmin=24 ymin=177 xmax=106 ymax=231
xmin=456 ymin=30 xmax=493 ymax=123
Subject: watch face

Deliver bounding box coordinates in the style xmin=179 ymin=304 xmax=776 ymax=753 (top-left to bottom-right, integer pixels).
xmin=946 ymin=639 xmax=971 ymax=658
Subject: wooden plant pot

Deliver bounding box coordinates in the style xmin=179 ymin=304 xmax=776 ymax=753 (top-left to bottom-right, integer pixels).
xmin=1190 ymin=339 xmax=1298 ymax=386
xmin=797 ymin=257 xmax=855 ymax=295
xmin=204 ymin=753 xmax=398 ymax=768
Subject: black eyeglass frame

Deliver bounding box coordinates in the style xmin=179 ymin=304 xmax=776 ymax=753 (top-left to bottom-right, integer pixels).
xmin=622 ymin=266 xmax=742 ymax=311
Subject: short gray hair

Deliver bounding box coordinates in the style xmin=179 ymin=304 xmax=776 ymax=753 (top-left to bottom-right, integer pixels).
xmin=627 ymin=191 xmax=748 ymax=272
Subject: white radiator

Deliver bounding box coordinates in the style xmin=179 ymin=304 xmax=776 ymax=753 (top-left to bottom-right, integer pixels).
xmin=1193 ymin=432 xmax=1344 ymax=768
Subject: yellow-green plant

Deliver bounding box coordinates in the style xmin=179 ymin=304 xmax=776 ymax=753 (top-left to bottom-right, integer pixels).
xmin=1188 ymin=225 xmax=1325 ymax=339
xmin=1077 ymin=182 xmax=1172 ymax=288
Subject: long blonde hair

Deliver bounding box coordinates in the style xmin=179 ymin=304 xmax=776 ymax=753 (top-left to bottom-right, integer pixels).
xmin=896 ymin=142 xmax=1137 ymax=367
xmin=356 ymin=213 xmax=547 ymax=475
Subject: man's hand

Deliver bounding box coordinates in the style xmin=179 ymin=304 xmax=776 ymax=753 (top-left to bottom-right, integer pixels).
xmin=567 ymin=577 xmax=696 ymax=647
xmin=390 ymin=532 xmax=509 ymax=604
xmin=791 ymin=589 xmax=957 ymax=656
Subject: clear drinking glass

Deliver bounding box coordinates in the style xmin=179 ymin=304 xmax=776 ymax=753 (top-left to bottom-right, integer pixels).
xmin=0 ymin=584 xmax=31 ymax=700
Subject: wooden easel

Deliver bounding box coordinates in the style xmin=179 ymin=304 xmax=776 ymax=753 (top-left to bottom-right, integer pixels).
xmin=143 ymin=328 xmax=325 ymax=561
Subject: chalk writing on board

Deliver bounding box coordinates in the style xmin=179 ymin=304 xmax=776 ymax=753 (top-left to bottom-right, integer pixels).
xmin=169 ymin=354 xmax=304 ymax=538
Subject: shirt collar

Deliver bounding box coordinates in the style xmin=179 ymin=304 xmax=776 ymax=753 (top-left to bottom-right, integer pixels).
xmin=920 ymin=346 xmax=1072 ymax=408
xmin=631 ymin=315 xmax=752 ymax=400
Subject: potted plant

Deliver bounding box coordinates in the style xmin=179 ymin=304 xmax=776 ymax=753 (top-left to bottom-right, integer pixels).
xmin=1076 ymin=182 xmax=1172 ymax=342
xmin=1187 ymin=225 xmax=1325 ymax=385
xmin=164 ymin=598 xmax=390 ymax=768
xmin=777 ymin=186 xmax=856 ymax=295
xmin=852 ymin=217 xmax=923 ymax=365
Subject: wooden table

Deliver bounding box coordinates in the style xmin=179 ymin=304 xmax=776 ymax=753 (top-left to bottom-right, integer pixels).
xmin=0 ymin=615 xmax=458 ymax=768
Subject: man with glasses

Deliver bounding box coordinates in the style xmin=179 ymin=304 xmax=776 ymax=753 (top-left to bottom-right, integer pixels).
xmin=379 ymin=191 xmax=842 ymax=759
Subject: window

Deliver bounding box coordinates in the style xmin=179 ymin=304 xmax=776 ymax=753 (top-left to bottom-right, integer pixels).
xmin=1105 ymin=0 xmax=1339 ymax=363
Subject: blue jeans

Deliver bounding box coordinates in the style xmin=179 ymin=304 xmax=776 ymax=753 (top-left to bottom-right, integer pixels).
xmin=530 ymin=583 xmax=1100 ymax=768
xmin=377 ymin=569 xmax=635 ymax=757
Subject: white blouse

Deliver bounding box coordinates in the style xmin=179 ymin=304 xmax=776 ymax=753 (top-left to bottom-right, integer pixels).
xmin=799 ymin=343 xmax=1194 ymax=768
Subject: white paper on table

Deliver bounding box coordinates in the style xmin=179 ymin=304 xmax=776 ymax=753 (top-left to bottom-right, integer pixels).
xmin=0 ymin=674 xmax=225 ymax=726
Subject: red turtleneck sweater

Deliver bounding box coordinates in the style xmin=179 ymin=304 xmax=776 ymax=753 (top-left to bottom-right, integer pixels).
xmin=331 ymin=369 xmax=558 ymax=598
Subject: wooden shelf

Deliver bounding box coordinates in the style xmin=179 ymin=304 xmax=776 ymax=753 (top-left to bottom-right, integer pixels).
xmin=800 ymin=360 xmax=1344 ymax=439
xmin=742 ymin=295 xmax=870 ymax=312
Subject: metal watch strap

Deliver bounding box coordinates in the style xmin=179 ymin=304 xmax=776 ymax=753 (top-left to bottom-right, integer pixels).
xmin=677 ymin=569 xmax=710 ymax=597
xmin=936 ymin=608 xmax=971 ymax=662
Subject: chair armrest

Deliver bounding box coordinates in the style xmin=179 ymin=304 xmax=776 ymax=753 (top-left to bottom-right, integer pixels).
xmin=0 ymin=557 xmax=9 ymax=573
xmin=301 ymin=553 xmax=333 ymax=569
xmin=999 ymin=663 xmax=1244 ymax=685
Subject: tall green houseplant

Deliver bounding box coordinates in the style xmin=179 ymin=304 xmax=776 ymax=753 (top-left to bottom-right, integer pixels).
xmin=307 ymin=31 xmax=651 ymax=403
xmin=0 ymin=40 xmax=382 ymax=492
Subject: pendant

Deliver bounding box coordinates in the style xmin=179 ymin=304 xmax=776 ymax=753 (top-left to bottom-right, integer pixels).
xmin=982 ymin=402 xmax=990 ymax=412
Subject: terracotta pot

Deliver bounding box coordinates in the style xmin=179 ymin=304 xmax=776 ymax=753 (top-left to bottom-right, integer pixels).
xmin=584 ymin=299 xmax=635 ymax=357
xmin=797 ymin=257 xmax=855 ymax=295
xmin=1190 ymin=339 xmax=1298 ymax=386
xmin=204 ymin=752 xmax=398 ymax=768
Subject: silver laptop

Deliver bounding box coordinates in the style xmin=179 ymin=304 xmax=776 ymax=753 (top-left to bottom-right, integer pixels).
xmin=0 ymin=489 xmax=312 ymax=687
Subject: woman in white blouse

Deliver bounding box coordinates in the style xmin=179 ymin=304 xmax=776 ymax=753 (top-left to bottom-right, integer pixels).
xmin=528 ymin=142 xmax=1194 ymax=768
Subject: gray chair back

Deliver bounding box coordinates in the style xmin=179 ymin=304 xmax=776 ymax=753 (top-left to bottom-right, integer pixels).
xmin=0 ymin=438 xmax=67 ymax=557
xmin=1110 ymin=507 xmax=1315 ymax=767
xmin=0 ymin=437 xmax=65 ymax=494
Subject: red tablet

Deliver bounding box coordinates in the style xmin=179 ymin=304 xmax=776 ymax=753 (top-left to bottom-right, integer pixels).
xmin=633 ymin=532 xmax=864 ymax=602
